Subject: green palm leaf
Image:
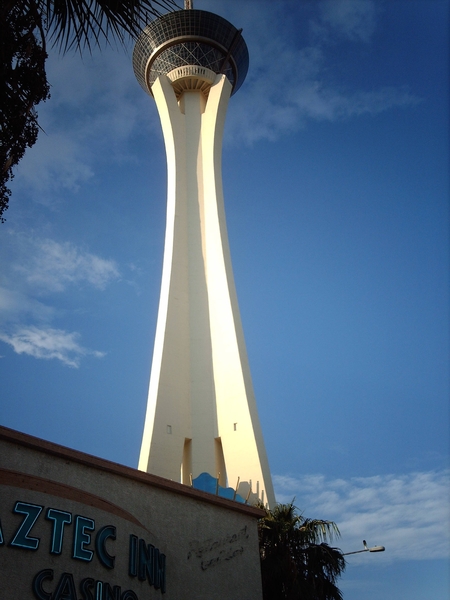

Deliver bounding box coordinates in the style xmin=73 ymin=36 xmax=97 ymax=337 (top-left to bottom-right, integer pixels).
xmin=258 ymin=501 xmax=346 ymax=600
xmin=1 ymin=0 xmax=181 ymax=220
xmin=39 ymin=0 xmax=181 ymax=52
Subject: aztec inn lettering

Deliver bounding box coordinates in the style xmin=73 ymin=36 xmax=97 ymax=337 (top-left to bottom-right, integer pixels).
xmin=0 ymin=500 xmax=166 ymax=599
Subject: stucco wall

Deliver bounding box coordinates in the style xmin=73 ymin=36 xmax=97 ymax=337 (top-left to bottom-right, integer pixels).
xmin=0 ymin=426 xmax=263 ymax=600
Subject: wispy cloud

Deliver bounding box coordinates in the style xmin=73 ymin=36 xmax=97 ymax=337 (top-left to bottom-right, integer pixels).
xmin=16 ymin=238 xmax=120 ymax=293
xmin=0 ymin=326 xmax=105 ymax=368
xmin=16 ymin=133 xmax=94 ymax=198
xmin=315 ymin=0 xmax=378 ymax=43
xmin=0 ymin=233 xmax=119 ymax=366
xmin=274 ymin=470 xmax=450 ymax=561
xmin=220 ymin=0 xmax=419 ymax=143
xmin=0 ymin=286 xmax=55 ymax=322
xmin=13 ymin=47 xmax=157 ymax=201
xmin=11 ymin=0 xmax=420 ymax=196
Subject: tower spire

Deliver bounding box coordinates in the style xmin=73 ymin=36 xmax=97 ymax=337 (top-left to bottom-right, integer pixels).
xmin=184 ymin=0 xmax=193 ymax=9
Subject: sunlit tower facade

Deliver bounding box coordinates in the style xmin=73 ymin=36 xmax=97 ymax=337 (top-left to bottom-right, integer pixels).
xmin=133 ymin=2 xmax=275 ymax=507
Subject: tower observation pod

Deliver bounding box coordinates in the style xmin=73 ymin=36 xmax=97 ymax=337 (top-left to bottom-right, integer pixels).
xmin=133 ymin=3 xmax=275 ymax=508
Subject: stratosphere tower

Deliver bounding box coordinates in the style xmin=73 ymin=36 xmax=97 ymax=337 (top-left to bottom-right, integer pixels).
xmin=133 ymin=1 xmax=275 ymax=507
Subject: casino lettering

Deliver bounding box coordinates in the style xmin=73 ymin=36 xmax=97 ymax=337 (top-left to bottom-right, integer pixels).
xmin=0 ymin=500 xmax=166 ymax=598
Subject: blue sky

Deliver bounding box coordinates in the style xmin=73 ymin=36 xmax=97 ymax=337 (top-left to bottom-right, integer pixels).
xmin=1 ymin=0 xmax=448 ymax=598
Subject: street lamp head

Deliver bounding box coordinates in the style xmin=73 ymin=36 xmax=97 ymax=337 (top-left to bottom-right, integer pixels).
xmin=343 ymin=541 xmax=386 ymax=556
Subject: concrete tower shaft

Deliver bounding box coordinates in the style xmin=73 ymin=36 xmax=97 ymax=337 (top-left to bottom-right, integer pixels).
xmin=133 ymin=9 xmax=275 ymax=508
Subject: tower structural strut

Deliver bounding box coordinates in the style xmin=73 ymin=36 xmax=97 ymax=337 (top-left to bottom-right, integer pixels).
xmin=133 ymin=9 xmax=275 ymax=507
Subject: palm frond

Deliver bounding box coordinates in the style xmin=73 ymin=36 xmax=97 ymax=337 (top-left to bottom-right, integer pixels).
xmin=298 ymin=518 xmax=341 ymax=544
xmin=258 ymin=502 xmax=345 ymax=599
xmin=37 ymin=0 xmax=181 ymax=53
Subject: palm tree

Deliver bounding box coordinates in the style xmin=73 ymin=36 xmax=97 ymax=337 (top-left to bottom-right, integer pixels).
xmin=1 ymin=0 xmax=179 ymax=221
xmin=258 ymin=502 xmax=346 ymax=600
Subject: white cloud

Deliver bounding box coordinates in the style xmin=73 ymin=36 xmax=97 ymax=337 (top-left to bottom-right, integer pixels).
xmin=11 ymin=0 xmax=419 ymax=192
xmin=0 ymin=286 xmax=55 ymax=322
xmin=13 ymin=45 xmax=158 ymax=201
xmin=15 ymin=237 xmax=120 ymax=293
xmin=220 ymin=0 xmax=419 ymax=144
xmin=17 ymin=133 xmax=94 ymax=197
xmin=286 ymin=83 xmax=418 ymax=122
xmin=0 ymin=234 xmax=120 ymax=367
xmin=316 ymin=0 xmax=378 ymax=43
xmin=0 ymin=326 xmax=105 ymax=368
xmin=274 ymin=470 xmax=450 ymax=562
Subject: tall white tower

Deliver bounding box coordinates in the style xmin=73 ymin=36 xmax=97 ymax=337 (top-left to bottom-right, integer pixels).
xmin=133 ymin=4 xmax=275 ymax=507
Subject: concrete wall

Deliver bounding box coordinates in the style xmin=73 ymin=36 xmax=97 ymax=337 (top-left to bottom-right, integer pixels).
xmin=0 ymin=426 xmax=263 ymax=600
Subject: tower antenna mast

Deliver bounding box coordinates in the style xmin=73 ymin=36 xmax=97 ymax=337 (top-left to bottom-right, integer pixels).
xmin=184 ymin=0 xmax=193 ymax=9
